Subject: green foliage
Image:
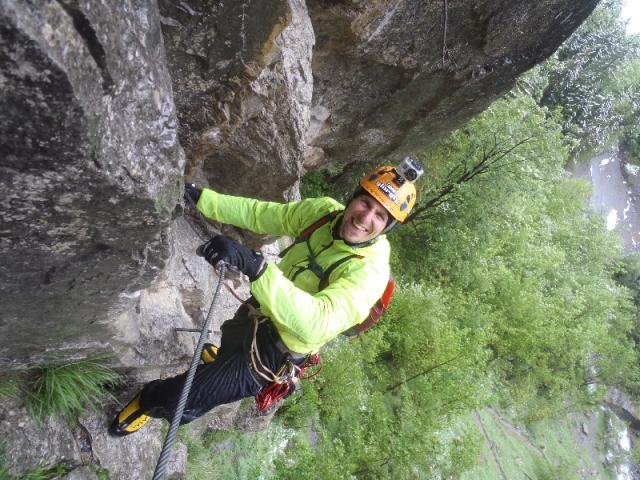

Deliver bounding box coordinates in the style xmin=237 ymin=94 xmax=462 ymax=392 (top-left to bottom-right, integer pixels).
xmin=630 ymin=436 xmax=640 ymax=466
xmin=438 ymin=418 xmax=484 ymax=478
xmin=89 ymin=465 xmax=111 ymax=480
xmin=20 ymin=464 xmax=71 ymax=480
xmin=612 ymin=58 xmax=640 ymax=163
xmin=539 ymin=0 xmax=640 ymax=157
xmin=393 ymin=92 xmax=638 ymax=420
xmin=299 ymin=164 xmax=345 ymax=199
xmin=270 ymin=286 xmax=491 ymax=479
xmin=0 ymin=358 xmax=120 ymax=424
xmin=0 ymin=373 xmax=22 ymax=403
xmin=267 ymin=86 xmax=640 ymax=479
xmin=300 ymin=170 xmax=332 ymax=199
xmin=531 ymin=458 xmax=581 ymax=480
xmin=183 ymin=425 xmax=292 ymax=480
xmin=615 ymin=252 xmax=640 ymax=305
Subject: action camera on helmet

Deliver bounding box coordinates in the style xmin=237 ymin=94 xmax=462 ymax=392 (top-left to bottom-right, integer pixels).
xmin=396 ymin=156 xmax=424 ymax=183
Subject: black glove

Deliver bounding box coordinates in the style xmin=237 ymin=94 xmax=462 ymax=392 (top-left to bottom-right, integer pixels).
xmin=184 ymin=183 xmax=201 ymax=206
xmin=197 ymin=236 xmax=266 ymax=281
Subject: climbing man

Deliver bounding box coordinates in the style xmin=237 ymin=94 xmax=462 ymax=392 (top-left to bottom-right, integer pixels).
xmin=109 ymin=158 xmax=423 ymax=436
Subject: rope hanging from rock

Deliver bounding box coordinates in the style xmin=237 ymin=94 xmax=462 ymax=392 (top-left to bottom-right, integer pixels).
xmin=152 ymin=263 xmax=227 ymax=480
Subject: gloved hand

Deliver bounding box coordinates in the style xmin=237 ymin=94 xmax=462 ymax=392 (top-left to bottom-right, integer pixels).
xmin=197 ymin=236 xmax=266 ymax=281
xmin=184 ymin=183 xmax=201 ymax=206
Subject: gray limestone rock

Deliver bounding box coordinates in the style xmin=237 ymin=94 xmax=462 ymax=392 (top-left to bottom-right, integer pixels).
xmin=234 ymin=399 xmax=279 ymax=433
xmin=108 ymin=215 xmax=250 ymax=376
xmin=0 ymin=399 xmax=82 ymax=475
xmin=79 ymin=408 xmax=163 ymax=480
xmin=0 ymin=392 xmax=185 ymax=479
xmin=158 ymin=0 xmax=314 ymax=200
xmin=166 ymin=441 xmax=188 ymax=479
xmin=604 ymin=387 xmax=640 ymax=431
xmin=63 ymin=466 xmax=99 ymax=480
xmin=0 ymin=0 xmax=185 ymax=368
xmin=306 ymin=0 xmax=599 ymax=179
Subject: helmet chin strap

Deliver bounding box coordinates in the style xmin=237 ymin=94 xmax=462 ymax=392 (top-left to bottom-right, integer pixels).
xmin=382 ymin=219 xmax=399 ymax=235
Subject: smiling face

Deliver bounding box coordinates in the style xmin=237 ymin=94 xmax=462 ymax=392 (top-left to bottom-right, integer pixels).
xmin=340 ymin=194 xmax=390 ymax=244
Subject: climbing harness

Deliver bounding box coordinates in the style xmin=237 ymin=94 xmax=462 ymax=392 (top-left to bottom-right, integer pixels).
xmin=242 ymin=303 xmax=322 ymax=413
xmin=254 ymin=353 xmax=321 ymax=413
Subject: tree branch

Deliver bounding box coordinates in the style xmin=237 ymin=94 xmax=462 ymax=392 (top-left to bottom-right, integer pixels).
xmin=385 ymin=354 xmax=462 ymax=393
xmin=406 ymin=136 xmax=533 ymax=223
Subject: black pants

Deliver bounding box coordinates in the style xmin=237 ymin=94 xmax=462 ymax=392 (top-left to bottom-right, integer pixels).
xmin=139 ymin=303 xmax=289 ymax=424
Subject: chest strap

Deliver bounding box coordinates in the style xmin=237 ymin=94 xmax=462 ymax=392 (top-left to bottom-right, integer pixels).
xmin=281 ymin=210 xmax=363 ymax=290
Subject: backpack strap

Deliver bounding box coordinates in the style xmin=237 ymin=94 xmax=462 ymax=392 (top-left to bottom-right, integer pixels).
xmin=318 ymin=253 xmax=363 ymax=290
xmin=279 ymin=210 xmax=341 ymax=258
xmin=280 ymin=210 xmax=365 ymax=291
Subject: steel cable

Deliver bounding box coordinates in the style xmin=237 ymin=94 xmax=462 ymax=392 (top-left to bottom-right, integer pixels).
xmin=151 ymin=263 xmax=226 ymax=480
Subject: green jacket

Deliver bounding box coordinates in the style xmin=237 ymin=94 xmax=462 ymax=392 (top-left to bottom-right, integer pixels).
xmin=197 ymin=189 xmax=391 ymax=354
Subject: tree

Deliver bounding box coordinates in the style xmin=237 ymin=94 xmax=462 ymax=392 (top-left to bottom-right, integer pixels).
xmin=539 ymin=0 xmax=640 ymax=157
xmin=393 ymin=93 xmax=637 ymax=420
xmin=612 ymin=59 xmax=640 ymax=163
xmin=275 ymin=51 xmax=640 ymax=479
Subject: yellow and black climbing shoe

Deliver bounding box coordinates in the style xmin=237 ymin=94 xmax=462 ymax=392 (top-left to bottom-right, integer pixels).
xmin=109 ymin=394 xmax=151 ymax=436
xmin=201 ymin=343 xmax=219 ymax=364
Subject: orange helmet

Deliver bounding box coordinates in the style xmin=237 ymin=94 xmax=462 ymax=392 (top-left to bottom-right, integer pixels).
xmin=359 ymin=160 xmax=421 ymax=224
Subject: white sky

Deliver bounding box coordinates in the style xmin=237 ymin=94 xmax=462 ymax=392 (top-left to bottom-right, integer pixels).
xmin=622 ymin=0 xmax=640 ymax=34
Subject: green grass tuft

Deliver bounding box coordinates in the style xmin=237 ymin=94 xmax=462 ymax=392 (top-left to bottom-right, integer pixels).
xmin=17 ymin=463 xmax=71 ymax=480
xmin=183 ymin=424 xmax=294 ymax=480
xmin=0 ymin=373 xmax=23 ymax=403
xmin=89 ymin=464 xmax=111 ymax=480
xmin=0 ymin=357 xmax=121 ymax=425
xmin=24 ymin=358 xmax=121 ymax=424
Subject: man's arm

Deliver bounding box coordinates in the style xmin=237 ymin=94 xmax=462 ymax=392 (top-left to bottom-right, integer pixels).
xmin=196 ymin=188 xmax=342 ymax=237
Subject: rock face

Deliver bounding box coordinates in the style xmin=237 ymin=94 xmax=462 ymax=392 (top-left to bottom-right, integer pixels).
xmin=0 ymin=0 xmax=184 ymax=368
xmin=158 ymin=0 xmax=314 ymax=201
xmin=0 ymin=395 xmax=187 ymax=479
xmin=305 ymin=0 xmax=599 ymax=180
xmin=0 ymin=0 xmax=601 ymax=476
xmin=0 ymin=398 xmax=82 ymax=476
xmin=605 ymin=388 xmax=640 ymax=431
